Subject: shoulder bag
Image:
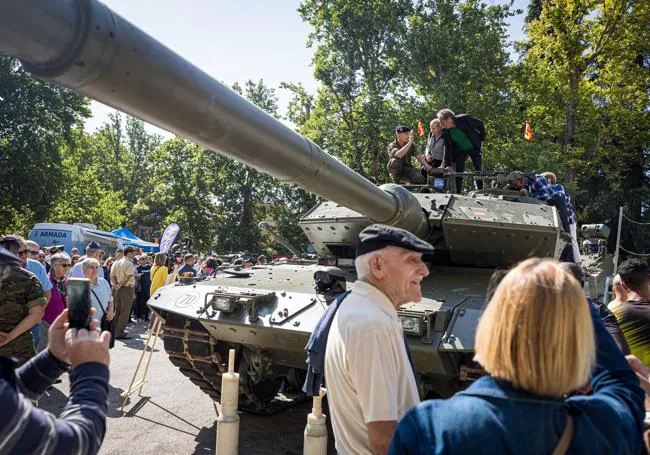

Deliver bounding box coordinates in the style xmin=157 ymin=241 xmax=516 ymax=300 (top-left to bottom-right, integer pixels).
xmin=91 ymin=288 xmax=115 ymax=349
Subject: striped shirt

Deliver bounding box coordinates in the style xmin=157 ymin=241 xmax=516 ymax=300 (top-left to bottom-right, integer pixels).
xmin=612 ymin=299 xmax=650 ymax=367
xmin=0 ymin=350 xmax=109 ymax=454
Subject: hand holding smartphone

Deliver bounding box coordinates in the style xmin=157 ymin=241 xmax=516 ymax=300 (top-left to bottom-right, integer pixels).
xmin=67 ymin=278 xmax=92 ymax=330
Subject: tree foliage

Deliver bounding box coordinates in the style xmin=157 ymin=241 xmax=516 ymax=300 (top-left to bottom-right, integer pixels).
xmin=0 ymin=56 xmax=89 ymax=232
xmin=2 ymin=1 xmax=648 ymax=257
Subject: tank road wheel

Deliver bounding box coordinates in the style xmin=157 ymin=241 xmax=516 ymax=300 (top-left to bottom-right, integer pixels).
xmin=237 ymin=348 xmax=285 ymax=413
xmin=159 ymin=312 xmax=304 ymax=415
xmin=285 ymin=367 xmax=307 ymax=392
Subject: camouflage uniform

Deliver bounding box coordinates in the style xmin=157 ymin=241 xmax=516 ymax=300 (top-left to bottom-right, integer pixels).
xmin=0 ymin=266 xmax=46 ymax=365
xmin=387 ymin=141 xmax=426 ymax=184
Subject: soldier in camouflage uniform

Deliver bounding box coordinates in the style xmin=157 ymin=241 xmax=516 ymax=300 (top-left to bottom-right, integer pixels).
xmin=387 ymin=126 xmax=430 ymax=184
xmin=0 ymin=246 xmax=46 ymax=365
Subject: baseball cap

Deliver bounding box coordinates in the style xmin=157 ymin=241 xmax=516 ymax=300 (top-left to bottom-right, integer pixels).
xmin=356 ymin=224 xmax=435 ymax=259
xmin=395 ymin=125 xmax=411 ymax=134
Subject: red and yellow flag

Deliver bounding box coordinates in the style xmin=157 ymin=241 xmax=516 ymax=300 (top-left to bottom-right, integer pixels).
xmin=417 ymin=118 xmax=426 ymax=137
xmin=524 ymin=121 xmax=533 ymax=142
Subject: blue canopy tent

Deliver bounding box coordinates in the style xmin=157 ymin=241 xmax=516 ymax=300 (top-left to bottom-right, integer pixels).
xmin=111 ymin=227 xmax=159 ymax=253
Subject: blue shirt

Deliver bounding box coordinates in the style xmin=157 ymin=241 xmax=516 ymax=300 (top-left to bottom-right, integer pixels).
xmin=26 ymin=258 xmax=53 ymax=293
xmin=388 ymin=302 xmax=645 ymax=455
xmin=526 ymin=174 xmax=559 ymax=202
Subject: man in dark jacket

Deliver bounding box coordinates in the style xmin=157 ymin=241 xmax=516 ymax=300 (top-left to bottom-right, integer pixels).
xmin=438 ymin=109 xmax=485 ymax=192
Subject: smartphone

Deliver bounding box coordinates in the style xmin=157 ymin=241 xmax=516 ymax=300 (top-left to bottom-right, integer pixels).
xmin=67 ymin=278 xmax=92 ymax=330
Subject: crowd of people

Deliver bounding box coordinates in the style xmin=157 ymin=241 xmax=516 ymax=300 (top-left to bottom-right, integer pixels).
xmin=2 ymin=224 xmax=650 ymax=453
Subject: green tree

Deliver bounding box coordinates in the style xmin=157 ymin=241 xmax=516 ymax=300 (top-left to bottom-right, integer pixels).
xmin=0 ymin=56 xmax=89 ymax=233
xmin=521 ymin=0 xmax=650 ymax=252
xmin=210 ymin=80 xmax=283 ymax=252
xmin=298 ymin=0 xmax=413 ymax=179
xmin=135 ymin=138 xmax=219 ymax=251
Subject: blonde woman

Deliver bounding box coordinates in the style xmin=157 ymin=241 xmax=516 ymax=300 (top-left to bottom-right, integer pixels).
xmin=149 ymin=253 xmax=168 ymax=296
xmin=389 ymin=258 xmax=645 ymax=454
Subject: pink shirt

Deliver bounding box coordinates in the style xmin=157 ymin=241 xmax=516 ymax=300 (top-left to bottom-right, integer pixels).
xmin=44 ymin=274 xmax=66 ymax=324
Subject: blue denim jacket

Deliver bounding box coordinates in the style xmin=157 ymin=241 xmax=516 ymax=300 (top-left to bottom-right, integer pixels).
xmin=388 ymin=303 xmax=645 ymax=454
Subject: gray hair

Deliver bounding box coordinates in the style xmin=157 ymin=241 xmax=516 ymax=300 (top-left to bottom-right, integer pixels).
xmin=354 ymin=250 xmax=384 ymax=280
xmin=430 ymin=118 xmax=441 ymax=127
xmin=82 ymin=257 xmax=100 ymax=270
xmin=437 ymin=108 xmax=455 ymax=121
xmin=50 ymin=252 xmax=71 ymax=265
xmin=25 ymin=240 xmax=40 ymax=250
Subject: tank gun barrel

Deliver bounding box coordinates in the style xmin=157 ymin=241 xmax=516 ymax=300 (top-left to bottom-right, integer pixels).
xmin=0 ymin=0 xmax=428 ymax=237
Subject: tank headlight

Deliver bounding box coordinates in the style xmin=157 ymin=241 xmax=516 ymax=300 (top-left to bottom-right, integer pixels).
xmin=400 ymin=315 xmax=423 ymax=336
xmin=212 ymin=296 xmax=238 ymax=313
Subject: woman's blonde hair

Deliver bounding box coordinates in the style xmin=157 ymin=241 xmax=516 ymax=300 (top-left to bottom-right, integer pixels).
xmin=153 ymin=252 xmax=167 ymax=267
xmin=474 ymin=258 xmax=595 ymax=396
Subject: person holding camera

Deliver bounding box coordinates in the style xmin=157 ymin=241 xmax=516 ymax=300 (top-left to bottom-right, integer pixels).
xmin=387 ymin=126 xmax=431 ymax=184
xmin=0 ymin=247 xmax=111 ymax=454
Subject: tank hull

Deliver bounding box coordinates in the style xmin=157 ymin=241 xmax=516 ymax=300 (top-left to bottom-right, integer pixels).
xmin=148 ymin=262 xmax=493 ymax=411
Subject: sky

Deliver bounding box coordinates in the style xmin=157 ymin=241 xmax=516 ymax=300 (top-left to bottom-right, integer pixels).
xmin=86 ymin=0 xmax=529 ymax=136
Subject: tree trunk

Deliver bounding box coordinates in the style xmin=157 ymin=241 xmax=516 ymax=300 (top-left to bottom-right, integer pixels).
xmin=563 ymin=67 xmax=579 ymax=183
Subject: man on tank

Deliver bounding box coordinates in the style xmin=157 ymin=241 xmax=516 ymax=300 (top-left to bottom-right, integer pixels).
xmin=387 ymin=126 xmax=431 ymax=184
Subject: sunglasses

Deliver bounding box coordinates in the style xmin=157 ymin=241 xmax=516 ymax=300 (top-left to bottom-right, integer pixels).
xmin=17 ymin=249 xmax=28 ymax=256
xmin=56 ymin=263 xmax=72 ymax=268
xmin=28 ymin=250 xmax=40 ymax=255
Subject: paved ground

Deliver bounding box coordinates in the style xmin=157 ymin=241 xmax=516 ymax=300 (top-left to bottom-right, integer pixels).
xmin=38 ymin=321 xmax=335 ymax=454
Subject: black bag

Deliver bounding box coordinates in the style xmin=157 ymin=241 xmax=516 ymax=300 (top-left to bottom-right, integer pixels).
xmin=92 ymin=289 xmax=115 ymax=349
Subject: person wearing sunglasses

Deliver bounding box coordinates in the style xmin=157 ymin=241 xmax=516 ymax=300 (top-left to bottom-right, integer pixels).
xmin=0 ymin=235 xmax=46 ymax=365
xmin=40 ymin=252 xmax=72 ymax=350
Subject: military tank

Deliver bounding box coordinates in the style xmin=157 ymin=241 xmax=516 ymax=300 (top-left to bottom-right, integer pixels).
xmin=0 ymin=0 xmax=604 ymax=414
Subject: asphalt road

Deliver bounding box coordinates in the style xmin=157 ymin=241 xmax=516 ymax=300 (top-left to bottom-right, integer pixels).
xmin=38 ymin=321 xmax=335 ymax=454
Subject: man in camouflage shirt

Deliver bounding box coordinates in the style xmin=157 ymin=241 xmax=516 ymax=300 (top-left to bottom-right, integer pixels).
xmin=387 ymin=126 xmax=431 ymax=184
xmin=0 ymin=238 xmax=46 ymax=365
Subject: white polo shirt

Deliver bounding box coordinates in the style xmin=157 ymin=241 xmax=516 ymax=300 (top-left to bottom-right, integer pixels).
xmin=324 ymin=280 xmax=420 ymax=455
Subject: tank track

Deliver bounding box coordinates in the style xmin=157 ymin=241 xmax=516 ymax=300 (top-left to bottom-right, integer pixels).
xmin=160 ymin=312 xmax=307 ymax=415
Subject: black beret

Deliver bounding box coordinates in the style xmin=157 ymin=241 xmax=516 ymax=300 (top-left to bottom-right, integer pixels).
xmin=395 ymin=125 xmax=411 ymax=134
xmin=356 ymin=224 xmax=435 ymax=258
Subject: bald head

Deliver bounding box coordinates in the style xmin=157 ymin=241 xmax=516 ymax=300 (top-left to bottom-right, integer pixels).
xmin=612 ymin=274 xmax=628 ymax=302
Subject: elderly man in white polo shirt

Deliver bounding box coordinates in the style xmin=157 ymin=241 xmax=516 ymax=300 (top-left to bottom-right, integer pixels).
xmin=323 ymin=224 xmax=432 ymax=455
